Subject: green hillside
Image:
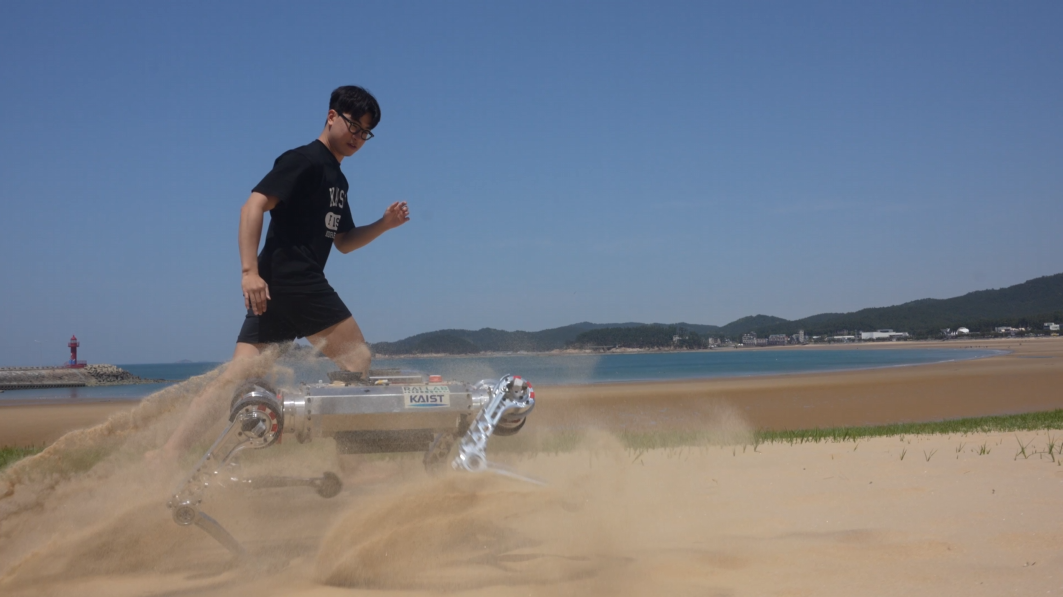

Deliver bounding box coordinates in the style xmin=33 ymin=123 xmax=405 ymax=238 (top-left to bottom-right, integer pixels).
xmin=567 ymin=324 xmax=706 ymax=350
xmin=370 ymin=273 xmax=1063 ymax=354
xmin=733 ymin=273 xmax=1063 ymax=338
xmin=717 ymin=315 xmax=790 ymax=336
xmin=371 ymin=322 xmax=645 ymax=355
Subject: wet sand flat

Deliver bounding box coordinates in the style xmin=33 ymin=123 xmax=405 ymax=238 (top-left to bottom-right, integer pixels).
xmin=535 ymin=338 xmax=1063 ymax=433
xmin=0 ymin=402 xmax=138 ymax=448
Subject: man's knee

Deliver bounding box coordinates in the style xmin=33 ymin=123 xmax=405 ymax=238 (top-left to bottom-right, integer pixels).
xmin=218 ymin=343 xmax=278 ymax=385
xmin=335 ymin=342 xmax=371 ymax=372
xmin=311 ymin=318 xmax=363 ymax=352
xmin=309 ymin=317 xmax=371 ymax=372
xmin=232 ymin=342 xmax=265 ymax=360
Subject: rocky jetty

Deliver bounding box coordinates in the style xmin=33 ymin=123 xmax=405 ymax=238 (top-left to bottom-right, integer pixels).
xmin=81 ymin=364 xmax=163 ymax=386
xmin=0 ymin=365 xmax=164 ymax=390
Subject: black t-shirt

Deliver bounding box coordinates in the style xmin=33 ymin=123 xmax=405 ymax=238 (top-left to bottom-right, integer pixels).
xmin=252 ymin=140 xmax=355 ymax=291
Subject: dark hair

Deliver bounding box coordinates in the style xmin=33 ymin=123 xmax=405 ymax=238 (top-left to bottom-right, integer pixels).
xmin=330 ymin=86 xmax=381 ymax=129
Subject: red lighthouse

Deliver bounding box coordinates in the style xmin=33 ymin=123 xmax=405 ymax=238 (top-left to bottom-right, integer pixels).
xmin=67 ymin=335 xmax=85 ymax=368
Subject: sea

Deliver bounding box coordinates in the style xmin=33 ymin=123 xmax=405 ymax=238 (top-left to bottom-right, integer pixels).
xmin=0 ymin=347 xmax=1004 ymax=403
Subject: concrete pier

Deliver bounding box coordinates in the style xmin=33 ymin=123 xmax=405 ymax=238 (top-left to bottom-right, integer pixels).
xmin=0 ymin=365 xmax=163 ymax=391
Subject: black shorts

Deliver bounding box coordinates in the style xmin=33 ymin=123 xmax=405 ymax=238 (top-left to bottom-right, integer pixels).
xmin=236 ymin=289 xmax=352 ymax=344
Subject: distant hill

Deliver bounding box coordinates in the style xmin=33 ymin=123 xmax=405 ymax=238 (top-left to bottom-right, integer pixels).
xmin=717 ymin=315 xmax=791 ymax=336
xmin=371 ymin=322 xmax=646 ymax=355
xmin=370 ymin=273 xmax=1063 ymax=354
xmin=568 ymin=324 xmax=706 ymax=350
xmin=735 ymin=273 xmax=1063 ymax=338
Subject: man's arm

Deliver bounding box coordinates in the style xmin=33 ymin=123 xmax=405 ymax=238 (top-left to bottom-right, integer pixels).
xmin=239 ymin=192 xmax=280 ymax=315
xmin=333 ymin=201 xmax=410 ymax=254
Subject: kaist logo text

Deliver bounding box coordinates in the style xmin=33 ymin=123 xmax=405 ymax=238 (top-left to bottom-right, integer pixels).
xmin=402 ymin=385 xmax=451 ymax=408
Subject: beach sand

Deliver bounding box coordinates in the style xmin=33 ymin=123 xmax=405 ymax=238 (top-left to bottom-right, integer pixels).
xmin=0 ymin=402 xmax=140 ymax=448
xmin=1 ymin=337 xmax=1061 ymax=596
xmin=536 ymin=338 xmax=1063 ymax=433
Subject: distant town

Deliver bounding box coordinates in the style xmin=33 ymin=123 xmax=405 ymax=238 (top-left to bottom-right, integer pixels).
xmin=714 ymin=322 xmax=1060 ymax=348
xmin=570 ymin=321 xmax=1062 ymax=353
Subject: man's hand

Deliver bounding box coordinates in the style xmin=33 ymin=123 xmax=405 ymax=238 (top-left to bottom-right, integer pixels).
xmin=242 ymin=272 xmax=271 ymax=315
xmin=238 ymin=192 xmax=278 ymax=315
xmin=333 ymin=201 xmax=411 ymax=254
xmin=382 ymin=201 xmax=410 ymax=229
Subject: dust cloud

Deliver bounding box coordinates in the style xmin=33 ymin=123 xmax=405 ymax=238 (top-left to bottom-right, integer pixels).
xmin=314 ymin=455 xmax=625 ymax=591
xmin=0 ymin=350 xmax=756 ymax=596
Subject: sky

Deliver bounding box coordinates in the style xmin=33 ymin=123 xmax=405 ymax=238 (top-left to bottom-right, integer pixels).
xmin=1 ymin=1 xmax=1061 ymax=365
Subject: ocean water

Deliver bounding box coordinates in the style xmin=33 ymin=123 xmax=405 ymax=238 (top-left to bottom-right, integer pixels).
xmin=0 ymin=348 xmax=1002 ymax=402
xmin=377 ymin=348 xmax=1004 ymax=387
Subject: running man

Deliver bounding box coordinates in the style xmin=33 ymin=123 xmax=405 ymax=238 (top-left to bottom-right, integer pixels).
xmin=155 ymin=85 xmax=407 ymax=461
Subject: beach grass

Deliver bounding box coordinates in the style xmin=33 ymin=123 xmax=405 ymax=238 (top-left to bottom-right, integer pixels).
xmin=0 ymin=446 xmax=42 ymax=471
xmin=754 ymin=409 xmax=1063 ymax=445
xmin=612 ymin=409 xmax=1063 ymax=451
xmin=4 ymin=410 xmax=1063 ymax=470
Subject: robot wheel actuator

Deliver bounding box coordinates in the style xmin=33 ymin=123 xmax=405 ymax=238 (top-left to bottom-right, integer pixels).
xmin=228 ymin=378 xmax=284 ymax=449
xmin=229 ymin=378 xmax=277 ymax=408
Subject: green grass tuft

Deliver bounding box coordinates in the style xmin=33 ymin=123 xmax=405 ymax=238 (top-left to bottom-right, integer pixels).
xmin=5 ymin=410 xmax=1063 ymax=468
xmin=0 ymin=446 xmax=43 ymax=471
xmin=755 ymin=410 xmax=1063 ymax=445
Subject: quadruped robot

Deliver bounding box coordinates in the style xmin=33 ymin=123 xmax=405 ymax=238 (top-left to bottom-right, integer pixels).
xmin=167 ymin=369 xmax=537 ymax=556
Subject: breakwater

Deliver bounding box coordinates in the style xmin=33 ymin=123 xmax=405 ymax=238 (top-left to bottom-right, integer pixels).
xmin=0 ymin=365 xmax=164 ymax=390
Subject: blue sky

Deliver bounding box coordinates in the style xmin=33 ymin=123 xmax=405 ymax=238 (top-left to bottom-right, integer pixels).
xmin=1 ymin=1 xmax=1060 ymax=365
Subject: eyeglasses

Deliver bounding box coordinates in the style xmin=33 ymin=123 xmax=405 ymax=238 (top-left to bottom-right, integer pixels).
xmin=338 ymin=113 xmax=375 ymax=141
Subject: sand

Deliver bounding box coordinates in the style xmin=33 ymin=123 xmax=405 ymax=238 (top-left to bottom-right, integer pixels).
xmin=0 ymin=402 xmax=138 ymax=448
xmin=0 ymin=337 xmax=1061 ymax=596
xmin=536 ymin=338 xmax=1063 ymax=433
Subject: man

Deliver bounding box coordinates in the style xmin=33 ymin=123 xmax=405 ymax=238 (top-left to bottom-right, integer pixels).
xmin=156 ymin=85 xmax=407 ymax=461
xmin=235 ymin=85 xmax=407 ymax=369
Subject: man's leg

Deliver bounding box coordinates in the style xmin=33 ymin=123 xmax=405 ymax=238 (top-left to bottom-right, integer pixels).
xmin=232 ymin=341 xmax=267 ymax=361
xmin=307 ymin=316 xmax=371 ymax=377
xmin=150 ymin=341 xmax=272 ymax=463
xmin=309 ymin=316 xmax=399 ymax=481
